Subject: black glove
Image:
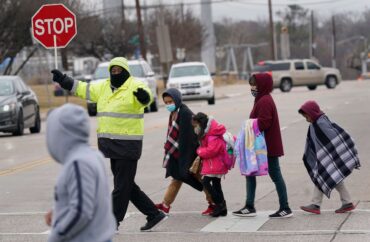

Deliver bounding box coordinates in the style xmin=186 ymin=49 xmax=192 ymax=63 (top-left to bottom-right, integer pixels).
xmin=133 ymin=88 xmax=150 ymax=105
xmin=51 ymin=69 xmax=74 ymax=91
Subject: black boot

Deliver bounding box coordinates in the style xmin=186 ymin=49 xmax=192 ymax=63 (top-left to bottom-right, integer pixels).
xmin=211 ymin=200 xmax=227 ymax=217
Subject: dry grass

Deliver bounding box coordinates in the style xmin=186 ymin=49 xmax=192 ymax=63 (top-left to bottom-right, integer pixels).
xmin=30 ymin=84 xmax=86 ymax=113
xmin=32 ymin=75 xmax=244 ymax=112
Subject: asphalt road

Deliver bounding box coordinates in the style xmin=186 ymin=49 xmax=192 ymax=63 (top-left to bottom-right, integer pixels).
xmin=0 ymin=81 xmax=369 ymax=242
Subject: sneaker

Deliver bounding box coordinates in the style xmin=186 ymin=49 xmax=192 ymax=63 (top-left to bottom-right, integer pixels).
xmin=202 ymin=204 xmax=216 ymax=216
xmin=140 ymin=212 xmax=168 ymax=232
xmin=335 ymin=203 xmax=355 ymax=213
xmin=300 ymin=204 xmax=321 ymax=214
xmin=232 ymin=206 xmax=257 ymax=217
xmin=269 ymin=208 xmax=293 ymax=218
xmin=155 ymin=202 xmax=170 ymax=214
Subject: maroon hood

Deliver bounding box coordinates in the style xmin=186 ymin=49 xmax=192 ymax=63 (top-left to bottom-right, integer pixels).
xmin=299 ymin=100 xmax=324 ymax=122
xmin=253 ymin=73 xmax=273 ymax=100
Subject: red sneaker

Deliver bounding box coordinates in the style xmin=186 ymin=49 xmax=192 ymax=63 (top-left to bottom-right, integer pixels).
xmin=335 ymin=203 xmax=355 ymax=213
xmin=155 ymin=202 xmax=170 ymax=214
xmin=202 ymin=204 xmax=215 ymax=216
xmin=300 ymin=204 xmax=321 ymax=214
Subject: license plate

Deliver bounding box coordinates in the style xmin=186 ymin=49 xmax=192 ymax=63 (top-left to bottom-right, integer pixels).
xmin=185 ymin=89 xmax=196 ymax=94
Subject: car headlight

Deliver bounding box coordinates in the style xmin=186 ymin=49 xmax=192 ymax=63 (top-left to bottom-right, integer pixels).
xmin=203 ymin=80 xmax=213 ymax=87
xmin=168 ymin=82 xmax=179 ymax=88
xmin=2 ymin=103 xmax=16 ymax=112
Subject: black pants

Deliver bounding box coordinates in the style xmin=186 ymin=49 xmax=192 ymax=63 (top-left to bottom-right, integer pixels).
xmin=202 ymin=176 xmax=224 ymax=204
xmin=110 ymin=158 xmax=159 ymax=224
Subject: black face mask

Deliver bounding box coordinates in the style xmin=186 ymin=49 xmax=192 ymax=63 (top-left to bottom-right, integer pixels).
xmin=251 ymin=90 xmax=258 ymax=97
xmin=110 ymin=70 xmax=130 ymax=88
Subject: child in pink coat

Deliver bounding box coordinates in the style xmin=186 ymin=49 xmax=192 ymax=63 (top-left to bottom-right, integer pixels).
xmin=192 ymin=112 xmax=228 ymax=217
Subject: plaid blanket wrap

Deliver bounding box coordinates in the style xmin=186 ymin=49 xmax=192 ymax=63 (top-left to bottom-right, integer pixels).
xmin=163 ymin=111 xmax=180 ymax=168
xmin=303 ymin=115 xmax=361 ymax=198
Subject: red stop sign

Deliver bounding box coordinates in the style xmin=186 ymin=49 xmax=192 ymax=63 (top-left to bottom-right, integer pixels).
xmin=31 ymin=4 xmax=77 ymax=49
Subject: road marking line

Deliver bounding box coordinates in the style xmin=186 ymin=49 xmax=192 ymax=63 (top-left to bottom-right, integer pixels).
xmin=2 ymin=209 xmax=369 ymax=216
xmin=0 ymin=212 xmax=47 ymax=215
xmin=0 ymin=157 xmax=51 ymax=176
xmin=2 ymin=230 xmax=370 ymax=236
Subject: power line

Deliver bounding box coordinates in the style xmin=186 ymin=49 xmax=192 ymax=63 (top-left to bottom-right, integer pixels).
xmin=233 ymin=0 xmax=347 ymax=6
xmin=79 ymin=0 xmax=233 ymax=18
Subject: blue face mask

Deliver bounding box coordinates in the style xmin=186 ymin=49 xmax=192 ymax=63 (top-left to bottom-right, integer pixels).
xmin=166 ymin=104 xmax=177 ymax=112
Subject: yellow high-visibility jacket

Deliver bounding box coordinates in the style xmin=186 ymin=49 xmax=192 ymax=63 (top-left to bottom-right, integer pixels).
xmin=72 ymin=58 xmax=152 ymax=141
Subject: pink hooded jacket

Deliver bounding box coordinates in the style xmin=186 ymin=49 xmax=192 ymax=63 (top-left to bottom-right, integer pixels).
xmin=197 ymin=118 xmax=228 ymax=175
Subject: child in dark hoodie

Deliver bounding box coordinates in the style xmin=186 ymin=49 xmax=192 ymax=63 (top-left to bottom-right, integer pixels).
xmin=233 ymin=73 xmax=293 ymax=218
xmin=299 ymin=100 xmax=360 ymax=214
xmin=192 ymin=112 xmax=229 ymax=217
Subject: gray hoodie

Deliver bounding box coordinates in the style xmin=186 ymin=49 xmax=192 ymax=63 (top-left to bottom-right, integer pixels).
xmin=46 ymin=104 xmax=115 ymax=242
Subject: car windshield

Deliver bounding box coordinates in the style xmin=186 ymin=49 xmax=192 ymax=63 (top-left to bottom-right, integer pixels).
xmin=170 ymin=65 xmax=209 ymax=78
xmin=93 ymin=66 xmax=109 ymax=80
xmin=129 ymin=64 xmax=145 ymax=78
xmin=0 ymin=79 xmax=15 ymax=96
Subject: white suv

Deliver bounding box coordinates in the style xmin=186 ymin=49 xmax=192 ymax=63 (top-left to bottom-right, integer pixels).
xmin=252 ymin=59 xmax=342 ymax=92
xmin=167 ymin=62 xmax=215 ymax=105
xmin=87 ymin=59 xmax=158 ymax=116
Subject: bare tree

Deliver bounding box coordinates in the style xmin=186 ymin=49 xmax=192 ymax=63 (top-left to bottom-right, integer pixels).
xmin=146 ymin=7 xmax=203 ymax=62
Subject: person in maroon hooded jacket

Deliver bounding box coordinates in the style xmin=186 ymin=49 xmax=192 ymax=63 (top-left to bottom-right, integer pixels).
xmin=233 ymin=73 xmax=293 ymax=218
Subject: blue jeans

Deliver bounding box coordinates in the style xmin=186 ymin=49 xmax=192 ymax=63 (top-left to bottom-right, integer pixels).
xmin=246 ymin=156 xmax=289 ymax=210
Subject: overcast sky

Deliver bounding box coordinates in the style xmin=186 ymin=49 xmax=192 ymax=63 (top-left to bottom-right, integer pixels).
xmin=117 ymin=0 xmax=370 ymax=22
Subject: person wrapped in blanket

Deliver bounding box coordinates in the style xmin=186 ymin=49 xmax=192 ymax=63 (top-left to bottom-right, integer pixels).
xmin=299 ymin=100 xmax=361 ymax=215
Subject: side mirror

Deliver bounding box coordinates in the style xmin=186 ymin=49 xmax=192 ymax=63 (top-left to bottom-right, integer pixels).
xmin=210 ymin=72 xmax=216 ymax=77
xmin=22 ymin=90 xmax=31 ymax=95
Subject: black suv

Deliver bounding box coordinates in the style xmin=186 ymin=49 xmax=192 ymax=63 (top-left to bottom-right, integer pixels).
xmin=0 ymin=76 xmax=41 ymax=136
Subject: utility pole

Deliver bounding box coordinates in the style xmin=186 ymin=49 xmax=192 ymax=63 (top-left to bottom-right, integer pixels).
xmin=135 ymin=0 xmax=147 ymax=60
xmin=331 ymin=15 xmax=336 ymax=68
xmin=309 ymin=10 xmax=314 ymax=58
xmin=120 ymin=0 xmax=126 ymax=49
xmin=268 ymin=0 xmax=276 ymax=60
xmin=121 ymin=0 xmax=125 ymax=25
xmin=180 ymin=2 xmax=185 ymax=23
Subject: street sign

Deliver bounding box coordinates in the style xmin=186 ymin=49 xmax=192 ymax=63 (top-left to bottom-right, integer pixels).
xmin=31 ymin=4 xmax=77 ymax=49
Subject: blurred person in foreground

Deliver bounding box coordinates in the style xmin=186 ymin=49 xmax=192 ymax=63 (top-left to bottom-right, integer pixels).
xmin=45 ymin=104 xmax=115 ymax=242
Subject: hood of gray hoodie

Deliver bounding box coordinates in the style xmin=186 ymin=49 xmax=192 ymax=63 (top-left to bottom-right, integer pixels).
xmin=46 ymin=104 xmax=90 ymax=164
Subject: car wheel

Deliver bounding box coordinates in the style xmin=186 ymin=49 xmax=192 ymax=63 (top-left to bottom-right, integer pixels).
xmin=307 ymin=85 xmax=317 ymax=91
xmin=13 ymin=111 xmax=24 ymax=136
xmin=149 ymin=99 xmax=158 ymax=112
xmin=280 ymin=78 xmax=292 ymax=92
xmin=208 ymin=96 xmax=215 ymax=105
xmin=30 ymin=110 xmax=41 ymax=133
xmin=325 ymin=76 xmax=337 ymax=89
xmin=87 ymin=107 xmax=97 ymax=116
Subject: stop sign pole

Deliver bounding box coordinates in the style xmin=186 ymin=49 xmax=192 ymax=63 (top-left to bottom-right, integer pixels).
xmin=31 ymin=4 xmax=77 ymax=70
